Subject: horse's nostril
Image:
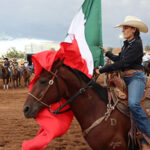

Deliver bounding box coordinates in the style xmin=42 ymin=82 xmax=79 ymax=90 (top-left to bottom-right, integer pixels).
xmin=23 ymin=106 xmax=30 ymax=114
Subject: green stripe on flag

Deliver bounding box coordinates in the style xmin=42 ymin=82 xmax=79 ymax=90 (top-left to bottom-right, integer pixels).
xmin=82 ymin=0 xmax=104 ymax=67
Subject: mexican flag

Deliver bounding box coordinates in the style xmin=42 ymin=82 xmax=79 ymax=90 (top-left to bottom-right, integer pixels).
xmin=65 ymin=0 xmax=104 ymax=76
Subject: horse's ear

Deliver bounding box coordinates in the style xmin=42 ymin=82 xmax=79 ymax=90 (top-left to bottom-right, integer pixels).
xmin=61 ymin=58 xmax=65 ymax=64
xmin=58 ymin=58 xmax=65 ymax=67
xmin=52 ymin=58 xmax=65 ymax=70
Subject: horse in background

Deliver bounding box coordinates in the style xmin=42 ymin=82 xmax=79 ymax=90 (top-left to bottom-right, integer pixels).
xmin=22 ymin=66 xmax=31 ymax=87
xmin=0 ymin=65 xmax=10 ymax=89
xmin=11 ymin=67 xmax=21 ymax=88
xmin=144 ymin=60 xmax=150 ymax=76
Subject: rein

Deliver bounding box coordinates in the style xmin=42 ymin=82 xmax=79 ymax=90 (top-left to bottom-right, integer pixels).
xmin=53 ymin=79 xmax=94 ymax=114
xmin=53 ymin=74 xmax=99 ymax=114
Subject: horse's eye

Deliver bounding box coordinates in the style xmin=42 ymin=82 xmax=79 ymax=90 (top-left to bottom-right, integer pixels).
xmin=39 ymin=80 xmax=47 ymax=85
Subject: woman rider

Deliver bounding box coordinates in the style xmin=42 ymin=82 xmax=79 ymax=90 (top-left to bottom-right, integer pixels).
xmin=4 ymin=58 xmax=10 ymax=68
xmin=4 ymin=58 xmax=11 ymax=76
xmin=96 ymin=16 xmax=150 ymax=150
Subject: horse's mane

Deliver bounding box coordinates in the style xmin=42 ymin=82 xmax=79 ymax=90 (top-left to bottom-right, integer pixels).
xmin=63 ymin=64 xmax=108 ymax=104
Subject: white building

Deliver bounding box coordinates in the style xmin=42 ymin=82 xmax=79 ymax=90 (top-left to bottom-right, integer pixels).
xmin=0 ymin=38 xmax=60 ymax=57
xmin=25 ymin=40 xmax=60 ymax=54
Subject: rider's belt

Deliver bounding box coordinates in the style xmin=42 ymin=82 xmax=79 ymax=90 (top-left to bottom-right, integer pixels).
xmin=121 ymin=69 xmax=143 ymax=77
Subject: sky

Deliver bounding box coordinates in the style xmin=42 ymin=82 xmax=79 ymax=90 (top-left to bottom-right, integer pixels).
xmin=0 ymin=0 xmax=150 ymax=55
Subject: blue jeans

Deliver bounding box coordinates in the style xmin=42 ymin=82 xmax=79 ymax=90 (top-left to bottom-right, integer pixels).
xmin=124 ymin=71 xmax=150 ymax=139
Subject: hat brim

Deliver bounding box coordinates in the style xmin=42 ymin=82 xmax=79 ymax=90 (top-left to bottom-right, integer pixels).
xmin=115 ymin=21 xmax=148 ymax=33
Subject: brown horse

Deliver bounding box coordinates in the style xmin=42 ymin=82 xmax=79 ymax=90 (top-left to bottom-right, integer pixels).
xmin=23 ymin=60 xmax=132 ymax=150
xmin=0 ymin=65 xmax=10 ymax=89
xmin=22 ymin=66 xmax=31 ymax=87
xmin=144 ymin=60 xmax=150 ymax=76
xmin=11 ymin=67 xmax=21 ymax=88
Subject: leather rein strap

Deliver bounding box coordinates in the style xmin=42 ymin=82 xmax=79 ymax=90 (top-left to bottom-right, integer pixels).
xmin=53 ymin=79 xmax=94 ymax=114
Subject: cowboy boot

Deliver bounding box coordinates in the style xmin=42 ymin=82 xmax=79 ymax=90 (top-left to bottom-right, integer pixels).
xmin=142 ymin=144 xmax=150 ymax=150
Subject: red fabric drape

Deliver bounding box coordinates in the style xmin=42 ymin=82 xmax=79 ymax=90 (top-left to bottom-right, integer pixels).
xmin=22 ymin=38 xmax=91 ymax=150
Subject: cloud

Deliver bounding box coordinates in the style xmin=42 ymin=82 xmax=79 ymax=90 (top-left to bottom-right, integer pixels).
xmin=102 ymin=0 xmax=150 ymax=47
xmin=0 ymin=33 xmax=14 ymax=41
xmin=0 ymin=0 xmax=149 ymax=49
xmin=0 ymin=0 xmax=84 ymax=41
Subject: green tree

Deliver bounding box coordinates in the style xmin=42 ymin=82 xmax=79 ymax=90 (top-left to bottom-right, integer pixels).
xmin=49 ymin=47 xmax=56 ymax=51
xmin=145 ymin=45 xmax=150 ymax=51
xmin=2 ymin=47 xmax=25 ymax=59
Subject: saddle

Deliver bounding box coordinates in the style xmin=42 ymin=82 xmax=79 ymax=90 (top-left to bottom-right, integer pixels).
xmin=97 ymin=70 xmax=150 ymax=149
xmin=107 ymin=71 xmax=150 ymax=102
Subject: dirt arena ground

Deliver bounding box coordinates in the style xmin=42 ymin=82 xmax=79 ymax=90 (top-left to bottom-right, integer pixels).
xmin=1 ymin=74 xmax=150 ymax=150
xmin=0 ymin=79 xmax=91 ymax=150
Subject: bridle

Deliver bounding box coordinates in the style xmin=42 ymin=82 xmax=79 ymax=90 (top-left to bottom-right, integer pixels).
xmin=28 ymin=68 xmax=94 ymax=115
xmin=28 ymin=70 xmax=63 ymax=112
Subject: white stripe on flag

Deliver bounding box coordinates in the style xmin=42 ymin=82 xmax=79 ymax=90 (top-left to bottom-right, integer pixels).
xmin=65 ymin=9 xmax=94 ymax=75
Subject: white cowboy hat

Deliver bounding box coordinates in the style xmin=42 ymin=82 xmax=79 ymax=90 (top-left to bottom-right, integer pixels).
xmin=115 ymin=16 xmax=148 ymax=33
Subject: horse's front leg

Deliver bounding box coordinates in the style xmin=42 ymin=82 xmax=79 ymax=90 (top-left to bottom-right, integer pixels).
xmin=6 ymin=78 xmax=9 ymax=89
xmin=18 ymin=77 xmax=20 ymax=87
xmin=28 ymin=79 xmax=30 ymax=87
xmin=3 ymin=79 xmax=5 ymax=90
xmin=16 ymin=79 xmax=19 ymax=87
xmin=25 ymin=78 xmax=27 ymax=87
xmin=9 ymin=77 xmax=12 ymax=88
xmin=13 ymin=79 xmax=15 ymax=88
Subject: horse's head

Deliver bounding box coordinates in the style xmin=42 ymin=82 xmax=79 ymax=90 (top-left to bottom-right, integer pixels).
xmin=144 ymin=61 xmax=150 ymax=72
xmin=23 ymin=59 xmax=71 ymax=118
xmin=0 ymin=65 xmax=2 ymax=70
xmin=0 ymin=65 xmax=2 ymax=76
xmin=0 ymin=65 xmax=5 ymax=72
